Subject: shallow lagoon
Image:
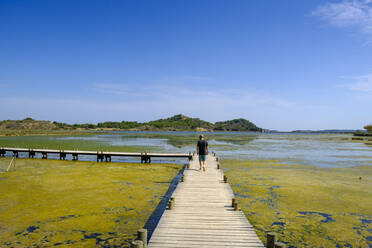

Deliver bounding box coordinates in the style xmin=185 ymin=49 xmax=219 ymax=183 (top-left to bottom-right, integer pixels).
xmin=0 ymin=132 xmax=371 ymax=247
xmin=1 ymin=132 xmax=371 ymax=167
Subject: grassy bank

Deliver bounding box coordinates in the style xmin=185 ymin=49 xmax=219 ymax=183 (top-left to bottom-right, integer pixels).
xmin=0 ymin=158 xmax=181 ymax=247
xmin=222 ymin=159 xmax=372 ymax=248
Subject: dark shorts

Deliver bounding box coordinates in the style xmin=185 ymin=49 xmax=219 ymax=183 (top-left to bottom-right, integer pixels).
xmin=199 ymin=155 xmax=207 ymax=162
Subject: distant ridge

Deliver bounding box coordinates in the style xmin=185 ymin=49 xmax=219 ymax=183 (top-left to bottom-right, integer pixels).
xmin=0 ymin=114 xmax=262 ymax=132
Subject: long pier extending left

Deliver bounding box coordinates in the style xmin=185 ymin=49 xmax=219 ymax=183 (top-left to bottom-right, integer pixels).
xmin=0 ymin=147 xmax=192 ymax=163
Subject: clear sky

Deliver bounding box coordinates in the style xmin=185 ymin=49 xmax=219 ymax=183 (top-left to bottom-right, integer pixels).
xmin=0 ymin=0 xmax=371 ymax=131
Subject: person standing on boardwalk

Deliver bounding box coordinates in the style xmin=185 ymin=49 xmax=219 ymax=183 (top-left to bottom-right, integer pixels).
xmin=196 ymin=134 xmax=208 ymax=171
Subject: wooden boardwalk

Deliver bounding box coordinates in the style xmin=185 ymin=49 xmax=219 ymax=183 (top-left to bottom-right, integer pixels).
xmin=148 ymin=154 xmax=264 ymax=248
xmin=0 ymin=147 xmax=191 ymax=163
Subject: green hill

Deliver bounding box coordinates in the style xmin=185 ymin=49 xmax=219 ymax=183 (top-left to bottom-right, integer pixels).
xmin=0 ymin=118 xmax=57 ymax=130
xmin=0 ymin=115 xmax=262 ymax=132
xmin=214 ymin=118 xmax=262 ymax=132
xmin=146 ymin=114 xmax=214 ymax=131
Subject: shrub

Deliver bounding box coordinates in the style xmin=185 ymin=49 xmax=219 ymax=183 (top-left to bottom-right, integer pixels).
xmin=364 ymin=125 xmax=372 ymax=132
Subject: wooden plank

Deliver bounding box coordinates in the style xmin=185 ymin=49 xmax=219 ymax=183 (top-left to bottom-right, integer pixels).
xmin=148 ymin=154 xmax=264 ymax=247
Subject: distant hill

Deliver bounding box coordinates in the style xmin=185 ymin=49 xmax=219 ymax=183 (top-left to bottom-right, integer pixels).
xmin=214 ymin=118 xmax=262 ymax=132
xmin=146 ymin=114 xmax=214 ymax=131
xmin=291 ymin=129 xmax=357 ymax=134
xmin=0 ymin=115 xmax=262 ymax=132
xmin=0 ymin=118 xmax=57 ymax=130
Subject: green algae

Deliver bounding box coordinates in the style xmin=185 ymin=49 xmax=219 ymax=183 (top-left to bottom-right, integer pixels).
xmin=0 ymin=158 xmax=181 ymax=247
xmin=222 ymin=159 xmax=372 ymax=248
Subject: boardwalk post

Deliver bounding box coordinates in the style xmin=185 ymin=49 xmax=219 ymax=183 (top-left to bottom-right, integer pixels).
xmin=60 ymin=151 xmax=66 ymax=160
xmin=232 ymin=198 xmax=236 ymax=207
xmin=13 ymin=151 xmax=18 ymax=158
xmin=275 ymin=242 xmax=286 ymax=248
xmin=234 ymin=202 xmax=239 ymax=211
xmin=168 ymin=197 xmax=175 ymax=210
xmin=267 ymin=232 xmax=277 ymax=248
xmin=72 ymin=154 xmax=78 ymax=161
xmin=105 ymin=154 xmax=111 ymax=162
xmin=223 ymin=175 xmax=227 ymax=183
xmin=217 ymin=163 xmax=220 ymax=169
xmin=42 ymin=152 xmax=47 ymax=159
xmin=130 ymin=240 xmax=143 ymax=248
xmin=0 ymin=148 xmax=5 ymax=157
xmin=29 ymin=150 xmax=35 ymax=158
xmin=97 ymin=152 xmax=104 ymax=162
xmin=137 ymin=229 xmax=147 ymax=248
xmin=181 ymin=174 xmax=185 ymax=182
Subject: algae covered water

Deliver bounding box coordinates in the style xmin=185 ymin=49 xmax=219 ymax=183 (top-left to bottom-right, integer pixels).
xmin=0 ymin=159 xmax=181 ymax=247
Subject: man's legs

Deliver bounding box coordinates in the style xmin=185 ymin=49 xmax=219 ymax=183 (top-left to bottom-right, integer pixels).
xmin=202 ymin=157 xmax=207 ymax=171
xmin=199 ymin=155 xmax=206 ymax=171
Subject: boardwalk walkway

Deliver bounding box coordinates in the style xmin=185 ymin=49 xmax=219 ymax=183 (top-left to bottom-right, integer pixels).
xmin=148 ymin=154 xmax=264 ymax=248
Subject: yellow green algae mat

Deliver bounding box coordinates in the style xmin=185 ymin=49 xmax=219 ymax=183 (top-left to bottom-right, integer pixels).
xmin=222 ymin=159 xmax=372 ymax=248
xmin=0 ymin=158 xmax=181 ymax=247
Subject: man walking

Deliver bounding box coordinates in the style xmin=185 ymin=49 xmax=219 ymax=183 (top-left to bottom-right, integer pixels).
xmin=196 ymin=134 xmax=208 ymax=171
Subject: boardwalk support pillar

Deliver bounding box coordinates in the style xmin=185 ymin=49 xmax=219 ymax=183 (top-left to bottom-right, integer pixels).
xmin=217 ymin=163 xmax=220 ymax=169
xmin=141 ymin=153 xmax=151 ymax=163
xmin=267 ymin=232 xmax=277 ymax=248
xmin=59 ymin=151 xmax=66 ymax=160
xmin=29 ymin=150 xmax=35 ymax=158
xmin=275 ymin=242 xmax=287 ymax=248
xmin=223 ymin=175 xmax=228 ymax=183
xmin=234 ymin=202 xmax=239 ymax=211
xmin=168 ymin=197 xmax=175 ymax=210
xmin=181 ymin=174 xmax=185 ymax=182
xmin=137 ymin=229 xmax=147 ymax=248
xmin=97 ymin=152 xmax=104 ymax=162
xmin=0 ymin=148 xmax=5 ymax=157
xmin=42 ymin=152 xmax=47 ymax=159
xmin=105 ymin=155 xmax=111 ymax=162
xmin=130 ymin=240 xmax=143 ymax=248
xmin=72 ymin=154 xmax=78 ymax=161
xmin=13 ymin=151 xmax=19 ymax=158
xmin=232 ymin=198 xmax=236 ymax=207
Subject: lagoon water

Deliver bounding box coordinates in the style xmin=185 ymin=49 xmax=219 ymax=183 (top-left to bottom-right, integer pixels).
xmin=54 ymin=132 xmax=372 ymax=167
xmin=0 ymin=132 xmax=370 ymax=167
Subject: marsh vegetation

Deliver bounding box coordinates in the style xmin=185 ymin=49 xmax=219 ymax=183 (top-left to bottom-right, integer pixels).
xmin=223 ymin=159 xmax=372 ymax=248
xmin=0 ymin=158 xmax=181 ymax=247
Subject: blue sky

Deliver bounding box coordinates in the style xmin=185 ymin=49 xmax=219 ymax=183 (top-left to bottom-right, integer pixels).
xmin=0 ymin=0 xmax=371 ymax=131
